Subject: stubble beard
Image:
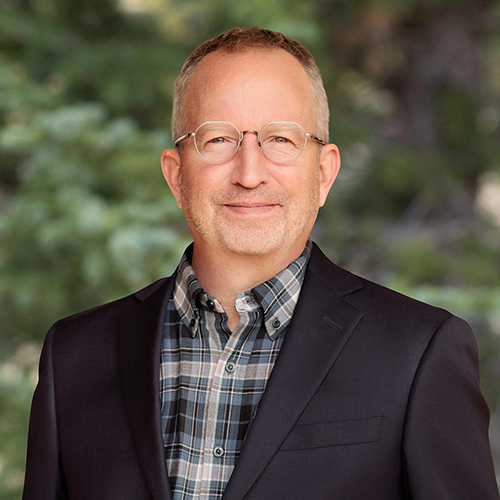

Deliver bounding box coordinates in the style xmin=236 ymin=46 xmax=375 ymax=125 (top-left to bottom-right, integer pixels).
xmin=181 ymin=179 xmax=320 ymax=256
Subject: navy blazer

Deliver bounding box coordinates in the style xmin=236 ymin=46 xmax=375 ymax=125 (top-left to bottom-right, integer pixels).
xmin=23 ymin=244 xmax=500 ymax=499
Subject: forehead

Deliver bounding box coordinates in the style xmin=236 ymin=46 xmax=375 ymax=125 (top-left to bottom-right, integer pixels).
xmin=183 ymin=48 xmax=314 ymax=129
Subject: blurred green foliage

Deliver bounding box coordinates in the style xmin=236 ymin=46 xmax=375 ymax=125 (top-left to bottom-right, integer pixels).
xmin=1 ymin=0 xmax=500 ymax=497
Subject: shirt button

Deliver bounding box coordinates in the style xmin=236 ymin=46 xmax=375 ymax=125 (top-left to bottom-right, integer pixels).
xmin=225 ymin=362 xmax=236 ymax=373
xmin=207 ymin=299 xmax=214 ymax=311
xmin=272 ymin=318 xmax=281 ymax=329
xmin=189 ymin=318 xmax=196 ymax=328
xmin=213 ymin=446 xmax=224 ymax=458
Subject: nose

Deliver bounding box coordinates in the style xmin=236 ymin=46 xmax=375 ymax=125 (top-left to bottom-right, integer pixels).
xmin=240 ymin=130 xmax=261 ymax=146
xmin=230 ymin=131 xmax=270 ymax=188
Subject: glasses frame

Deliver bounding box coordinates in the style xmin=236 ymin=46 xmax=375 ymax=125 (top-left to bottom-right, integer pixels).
xmin=174 ymin=121 xmax=326 ymax=164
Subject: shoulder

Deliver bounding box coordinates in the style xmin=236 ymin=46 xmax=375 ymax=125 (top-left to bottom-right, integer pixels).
xmin=305 ymin=243 xmax=480 ymax=395
xmin=308 ymin=242 xmax=451 ymax=313
xmin=306 ymin=242 xmax=471 ymax=345
xmin=48 ymin=276 xmax=174 ymax=339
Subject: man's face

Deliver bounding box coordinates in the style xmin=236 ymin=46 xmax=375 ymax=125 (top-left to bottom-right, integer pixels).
xmin=163 ymin=49 xmax=339 ymax=260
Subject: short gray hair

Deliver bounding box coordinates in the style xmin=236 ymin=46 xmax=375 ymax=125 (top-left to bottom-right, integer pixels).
xmin=172 ymin=27 xmax=329 ymax=145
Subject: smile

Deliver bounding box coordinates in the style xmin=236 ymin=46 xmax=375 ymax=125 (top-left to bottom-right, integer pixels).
xmin=224 ymin=202 xmax=280 ymax=215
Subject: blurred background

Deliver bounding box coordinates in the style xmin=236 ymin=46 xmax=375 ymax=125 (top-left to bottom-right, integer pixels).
xmin=1 ymin=0 xmax=500 ymax=497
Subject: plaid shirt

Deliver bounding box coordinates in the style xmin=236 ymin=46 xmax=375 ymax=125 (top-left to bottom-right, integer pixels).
xmin=160 ymin=241 xmax=312 ymax=499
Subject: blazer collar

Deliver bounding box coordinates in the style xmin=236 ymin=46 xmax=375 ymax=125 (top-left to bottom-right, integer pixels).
xmin=118 ymin=276 xmax=175 ymax=500
xmin=223 ymin=243 xmax=365 ymax=500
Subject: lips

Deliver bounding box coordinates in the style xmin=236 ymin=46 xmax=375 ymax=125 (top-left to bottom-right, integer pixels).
xmin=223 ymin=201 xmax=280 ymax=215
xmin=225 ymin=201 xmax=278 ymax=208
xmin=216 ymin=188 xmax=287 ymax=215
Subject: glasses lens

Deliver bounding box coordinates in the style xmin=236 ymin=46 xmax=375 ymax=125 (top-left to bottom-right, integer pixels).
xmin=194 ymin=122 xmax=239 ymax=163
xmin=260 ymin=122 xmax=307 ymax=163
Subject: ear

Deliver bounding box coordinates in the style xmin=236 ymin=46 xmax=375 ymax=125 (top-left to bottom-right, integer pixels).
xmin=318 ymin=143 xmax=341 ymax=207
xmin=161 ymin=148 xmax=183 ymax=209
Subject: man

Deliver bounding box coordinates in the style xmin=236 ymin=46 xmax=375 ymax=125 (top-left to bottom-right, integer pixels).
xmin=23 ymin=27 xmax=499 ymax=499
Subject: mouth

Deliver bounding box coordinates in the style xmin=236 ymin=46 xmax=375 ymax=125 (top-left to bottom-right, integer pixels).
xmin=224 ymin=201 xmax=280 ymax=215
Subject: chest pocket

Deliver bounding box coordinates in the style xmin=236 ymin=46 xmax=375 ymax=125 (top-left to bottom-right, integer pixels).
xmin=280 ymin=416 xmax=383 ymax=450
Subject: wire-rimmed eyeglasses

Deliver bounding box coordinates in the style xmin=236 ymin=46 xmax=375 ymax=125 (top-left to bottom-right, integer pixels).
xmin=174 ymin=121 xmax=326 ymax=164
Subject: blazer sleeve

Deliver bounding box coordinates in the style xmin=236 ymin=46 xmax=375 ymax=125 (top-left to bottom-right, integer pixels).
xmin=403 ymin=315 xmax=500 ymax=499
xmin=23 ymin=325 xmax=69 ymax=500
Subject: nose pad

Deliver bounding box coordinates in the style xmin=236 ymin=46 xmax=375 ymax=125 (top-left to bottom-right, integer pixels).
xmin=238 ymin=130 xmax=262 ymax=154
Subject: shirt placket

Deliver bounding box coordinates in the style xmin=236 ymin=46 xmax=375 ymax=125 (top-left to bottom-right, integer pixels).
xmin=198 ymin=295 xmax=260 ymax=498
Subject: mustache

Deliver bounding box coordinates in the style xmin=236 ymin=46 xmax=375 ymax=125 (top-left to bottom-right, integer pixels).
xmin=214 ymin=187 xmax=289 ymax=205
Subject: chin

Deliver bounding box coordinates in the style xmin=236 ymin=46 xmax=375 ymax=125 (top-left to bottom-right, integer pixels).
xmin=217 ymin=226 xmax=286 ymax=256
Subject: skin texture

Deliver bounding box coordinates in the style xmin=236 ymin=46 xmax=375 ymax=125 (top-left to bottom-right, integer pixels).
xmin=161 ymin=48 xmax=340 ymax=328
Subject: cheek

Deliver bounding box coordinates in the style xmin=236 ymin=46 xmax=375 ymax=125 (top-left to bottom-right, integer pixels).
xmin=277 ymin=169 xmax=320 ymax=201
xmin=179 ymin=169 xmax=217 ymax=210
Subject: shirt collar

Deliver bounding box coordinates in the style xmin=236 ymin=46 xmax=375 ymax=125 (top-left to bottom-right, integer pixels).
xmin=172 ymin=241 xmax=312 ymax=340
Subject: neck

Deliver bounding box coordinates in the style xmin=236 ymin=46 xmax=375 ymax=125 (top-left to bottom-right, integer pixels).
xmin=190 ymin=241 xmax=307 ymax=330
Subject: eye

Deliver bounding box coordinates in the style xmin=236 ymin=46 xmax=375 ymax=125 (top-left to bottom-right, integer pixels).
xmin=266 ymin=134 xmax=297 ymax=148
xmin=205 ymin=136 xmax=237 ymax=147
xmin=210 ymin=136 xmax=229 ymax=143
xmin=201 ymin=134 xmax=238 ymax=151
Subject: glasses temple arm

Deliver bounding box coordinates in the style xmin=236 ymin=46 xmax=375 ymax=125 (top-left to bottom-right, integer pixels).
xmin=174 ymin=132 xmax=193 ymax=147
xmin=308 ymin=134 xmax=326 ymax=146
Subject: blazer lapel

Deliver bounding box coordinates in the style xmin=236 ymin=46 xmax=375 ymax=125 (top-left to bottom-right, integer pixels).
xmin=223 ymin=245 xmax=364 ymax=500
xmin=118 ymin=277 xmax=175 ymax=500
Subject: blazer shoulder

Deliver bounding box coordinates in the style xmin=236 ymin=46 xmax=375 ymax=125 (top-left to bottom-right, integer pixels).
xmin=51 ymin=275 xmax=175 ymax=334
xmin=308 ymin=242 xmax=458 ymax=326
